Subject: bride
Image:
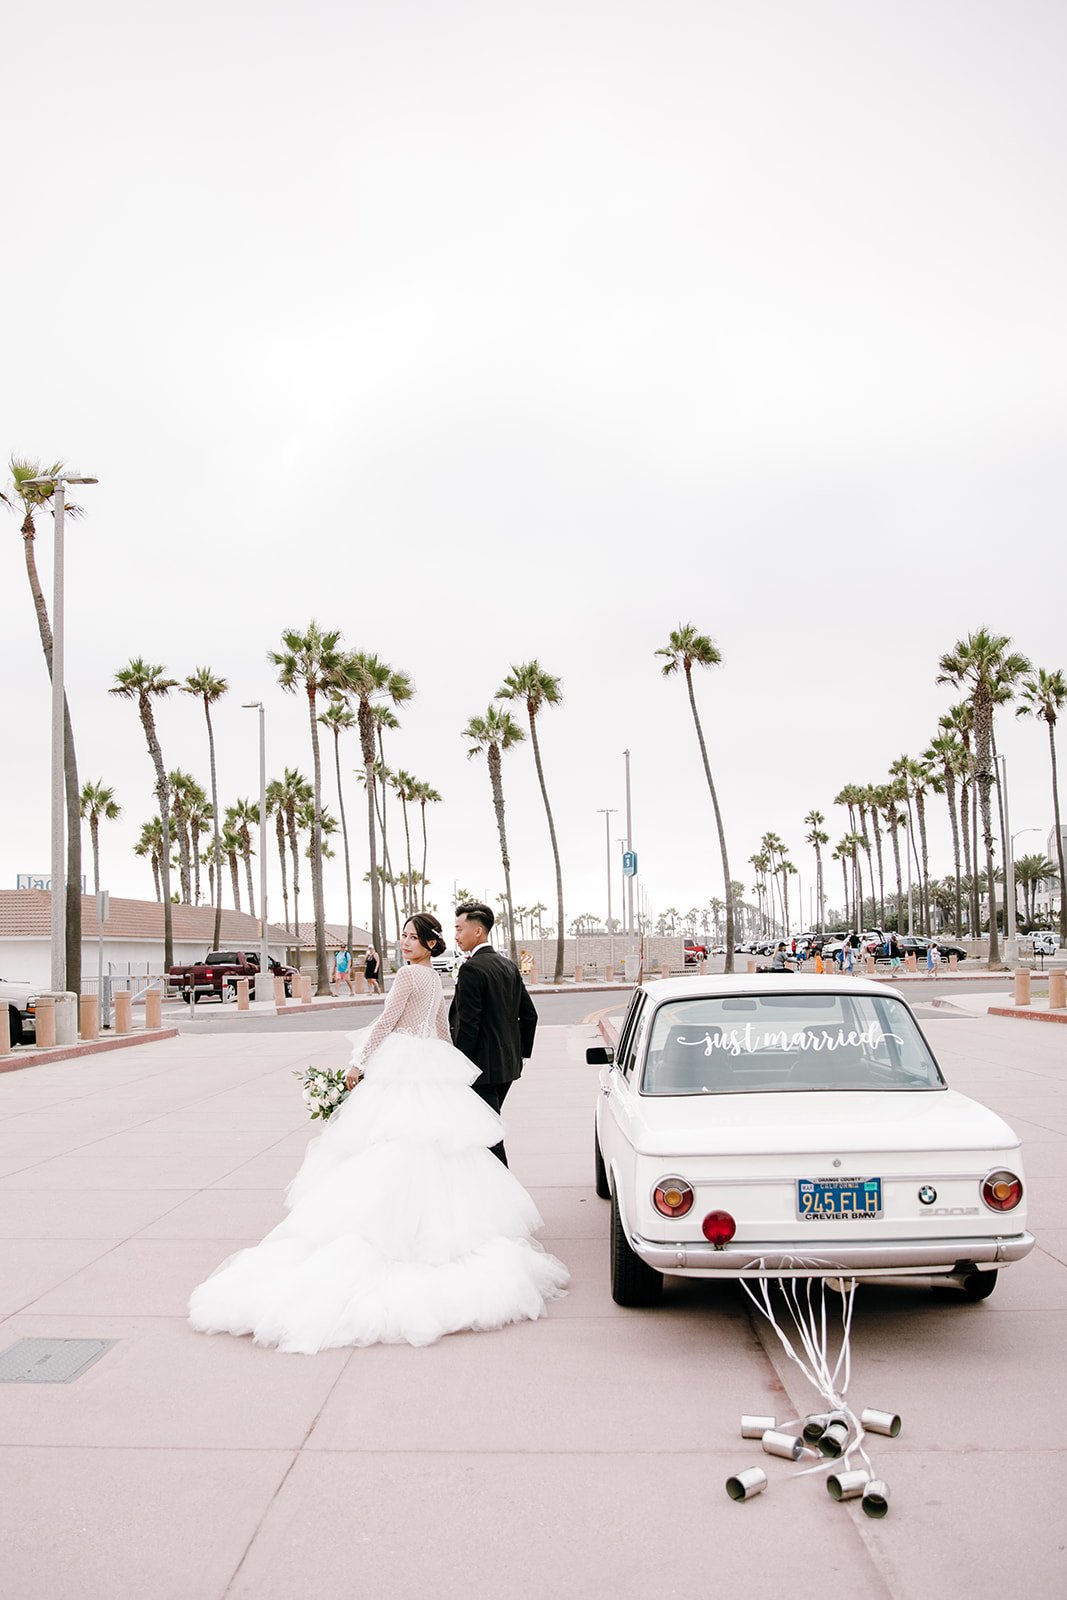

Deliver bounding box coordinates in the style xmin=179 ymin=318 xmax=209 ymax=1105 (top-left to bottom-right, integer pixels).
xmin=188 ymin=912 xmax=568 ymax=1352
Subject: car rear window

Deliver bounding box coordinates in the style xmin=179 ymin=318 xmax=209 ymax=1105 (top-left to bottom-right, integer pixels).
xmin=641 ymin=992 xmax=945 ymax=1095
xmin=204 ymin=952 xmax=241 ymax=964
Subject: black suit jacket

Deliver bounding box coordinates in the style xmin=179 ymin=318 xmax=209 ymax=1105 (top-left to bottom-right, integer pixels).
xmin=449 ymin=947 xmax=538 ymax=1087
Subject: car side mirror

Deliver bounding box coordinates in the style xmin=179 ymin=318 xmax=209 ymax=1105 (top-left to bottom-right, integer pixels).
xmin=586 ymin=1045 xmax=614 ymax=1066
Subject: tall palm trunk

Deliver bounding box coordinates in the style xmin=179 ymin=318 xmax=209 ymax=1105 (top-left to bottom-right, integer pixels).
xmin=399 ymin=794 xmax=415 ymax=918
xmin=420 ymin=800 xmax=430 ymax=910
xmin=372 ymin=767 xmax=400 ymax=953
xmin=139 ymin=705 xmax=173 ymax=966
xmin=970 ymin=772 xmax=981 ymax=935
xmin=229 ymin=850 xmax=241 ymax=911
xmin=243 ymin=844 xmax=256 ymax=920
xmin=275 ymin=813 xmax=290 ymax=931
xmin=488 ymin=744 xmax=517 ymax=955
xmin=526 ymin=709 xmax=565 ymax=983
xmin=812 ymin=840 xmax=824 ymax=931
xmin=943 ymin=773 xmax=963 ymax=936
xmin=358 ymin=704 xmax=382 ymax=963
xmin=203 ymin=701 xmax=223 ymax=947
xmin=870 ymin=808 xmax=886 ymax=926
xmin=303 ymin=690 xmax=329 ymax=995
xmin=683 ymin=668 xmax=735 ymax=970
xmin=331 ymin=730 xmax=354 ymax=952
xmin=957 ymin=774 xmax=975 ymax=934
xmin=286 ymin=806 xmax=301 ymax=947
xmin=915 ymin=790 xmax=931 ymax=932
xmin=840 ymin=855 xmax=850 ymax=925
xmin=192 ymin=828 xmax=202 ymax=904
xmin=151 ymin=850 xmax=161 ymax=902
xmin=90 ymin=818 xmax=101 ymax=896
xmin=21 ymin=517 xmax=82 ymax=990
xmin=1047 ymin=720 xmax=1067 ymax=942
xmin=889 ymin=822 xmax=904 ymax=932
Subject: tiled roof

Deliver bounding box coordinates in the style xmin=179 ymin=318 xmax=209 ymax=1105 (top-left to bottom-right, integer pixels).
xmin=285 ymin=921 xmax=373 ymax=951
xmin=0 ymin=890 xmax=291 ymax=944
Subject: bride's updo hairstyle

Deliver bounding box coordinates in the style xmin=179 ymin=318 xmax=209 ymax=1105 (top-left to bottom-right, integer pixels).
xmin=405 ymin=912 xmax=448 ymax=958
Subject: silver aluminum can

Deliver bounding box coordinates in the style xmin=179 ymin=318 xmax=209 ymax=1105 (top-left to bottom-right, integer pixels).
xmin=862 ymin=1479 xmax=890 ymax=1518
xmin=761 ymin=1429 xmax=804 ymax=1460
xmin=726 ymin=1467 xmax=769 ymax=1501
xmin=860 ymin=1408 xmax=901 ymax=1438
xmin=818 ymin=1420 xmax=851 ymax=1458
xmin=803 ymin=1413 xmax=830 ymax=1443
xmin=740 ymin=1414 xmax=776 ymax=1439
xmin=828 ymin=1468 xmax=871 ymax=1501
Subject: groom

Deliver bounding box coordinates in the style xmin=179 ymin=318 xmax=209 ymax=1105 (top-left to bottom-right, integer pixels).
xmin=451 ymin=902 xmax=538 ymax=1167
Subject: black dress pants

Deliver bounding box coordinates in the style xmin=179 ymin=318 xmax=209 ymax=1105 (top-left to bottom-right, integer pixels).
xmin=472 ymin=1080 xmax=511 ymax=1166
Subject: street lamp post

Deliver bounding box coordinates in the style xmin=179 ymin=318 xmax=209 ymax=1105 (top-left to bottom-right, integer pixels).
xmin=598 ymin=808 xmax=617 ymax=973
xmin=242 ymin=702 xmax=270 ymax=989
xmin=25 ymin=473 xmax=97 ymax=992
xmin=1008 ymin=820 xmax=1041 ymax=947
xmin=623 ymin=749 xmax=634 ymax=938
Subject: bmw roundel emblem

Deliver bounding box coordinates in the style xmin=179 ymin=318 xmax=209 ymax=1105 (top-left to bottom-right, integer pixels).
xmin=919 ymin=1185 xmax=937 ymax=1206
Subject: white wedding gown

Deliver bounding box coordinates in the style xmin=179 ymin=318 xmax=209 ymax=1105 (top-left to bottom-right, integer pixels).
xmin=188 ymin=963 xmax=569 ymax=1352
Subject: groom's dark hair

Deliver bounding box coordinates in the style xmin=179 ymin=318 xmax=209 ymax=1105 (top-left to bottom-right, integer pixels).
xmin=456 ymin=901 xmax=494 ymax=933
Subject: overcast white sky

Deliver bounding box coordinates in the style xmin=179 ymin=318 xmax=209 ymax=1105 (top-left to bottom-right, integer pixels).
xmin=2 ymin=0 xmax=1065 ymax=935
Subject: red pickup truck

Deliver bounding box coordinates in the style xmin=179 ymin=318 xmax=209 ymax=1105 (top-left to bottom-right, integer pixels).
xmin=168 ymin=950 xmax=296 ymax=1004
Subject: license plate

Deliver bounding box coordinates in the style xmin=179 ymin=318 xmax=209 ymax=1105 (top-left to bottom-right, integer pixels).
xmin=797 ymin=1178 xmax=882 ymax=1221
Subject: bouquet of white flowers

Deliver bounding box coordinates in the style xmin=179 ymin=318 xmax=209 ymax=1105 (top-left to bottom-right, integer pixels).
xmin=294 ymin=1065 xmax=352 ymax=1121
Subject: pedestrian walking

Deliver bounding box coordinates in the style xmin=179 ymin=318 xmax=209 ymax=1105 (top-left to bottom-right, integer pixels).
xmin=364 ymin=946 xmax=382 ymax=995
xmin=334 ymin=946 xmax=354 ymax=995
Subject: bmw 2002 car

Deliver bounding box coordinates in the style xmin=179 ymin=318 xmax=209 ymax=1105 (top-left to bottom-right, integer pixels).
xmin=589 ymin=975 xmax=1033 ymax=1307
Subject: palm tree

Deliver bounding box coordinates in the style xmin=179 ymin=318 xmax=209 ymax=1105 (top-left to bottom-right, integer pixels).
xmin=182 ymin=667 xmax=228 ymax=945
xmin=940 ymin=702 xmax=978 ymax=933
xmin=464 ymin=705 xmax=524 ymax=954
xmin=371 ymin=705 xmax=401 ymax=939
xmin=267 ymin=769 xmax=310 ymax=933
xmin=3 ymin=458 xmax=86 ymax=988
xmin=221 ymin=819 xmax=243 ymax=911
xmin=656 ymin=626 xmax=735 ymax=971
xmin=226 ymin=799 xmax=260 ymax=916
xmin=167 ymin=768 xmax=199 ymax=902
xmin=924 ymin=730 xmax=967 ymax=936
xmin=884 ymin=784 xmax=908 ymax=933
xmin=832 ymin=839 xmax=853 ymax=926
xmin=186 ymin=786 xmax=212 ymax=905
xmin=134 ymin=816 xmax=165 ymax=900
xmin=269 ymin=623 xmax=346 ymax=996
xmin=319 ymin=697 xmax=358 ymax=953
xmin=341 ymin=652 xmax=414 ymax=966
xmin=111 ymin=659 xmax=179 ymax=966
xmin=498 ymin=660 xmax=567 ymax=982
xmin=392 ymin=768 xmax=419 ymax=916
xmin=804 ymin=810 xmax=828 ymax=932
xmin=1016 ymin=668 xmax=1067 ymax=942
xmin=80 ymin=781 xmax=121 ymax=897
xmin=414 ymin=779 xmax=442 ymax=910
xmin=864 ymin=784 xmax=889 ymax=927
xmin=938 ymin=630 xmax=1031 ymax=965
xmin=1014 ymin=854 xmax=1056 ymax=927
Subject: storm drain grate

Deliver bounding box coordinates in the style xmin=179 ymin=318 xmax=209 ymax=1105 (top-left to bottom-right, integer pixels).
xmin=0 ymin=1338 xmax=116 ymax=1383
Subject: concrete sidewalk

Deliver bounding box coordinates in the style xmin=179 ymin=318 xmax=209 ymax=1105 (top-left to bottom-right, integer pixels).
xmin=0 ymin=1014 xmax=1065 ymax=1598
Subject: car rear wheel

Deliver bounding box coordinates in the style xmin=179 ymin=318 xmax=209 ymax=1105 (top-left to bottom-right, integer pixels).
xmin=594 ymin=1124 xmax=611 ymax=1200
xmin=959 ymin=1269 xmax=998 ymax=1302
xmin=610 ymin=1191 xmax=663 ymax=1307
xmin=7 ymin=1006 xmax=22 ymax=1047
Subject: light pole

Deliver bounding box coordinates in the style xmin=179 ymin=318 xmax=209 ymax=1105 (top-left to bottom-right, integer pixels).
xmin=598 ymin=808 xmax=617 ymax=972
xmin=242 ymin=702 xmax=270 ymax=988
xmin=1009 ymin=822 xmax=1041 ymax=943
xmin=25 ymin=473 xmax=97 ymax=991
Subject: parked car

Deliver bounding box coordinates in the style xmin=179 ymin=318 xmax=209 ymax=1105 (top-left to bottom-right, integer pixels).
xmin=589 ymin=974 xmax=1032 ymax=1306
xmin=683 ymin=939 xmax=708 ymax=965
xmin=168 ymin=950 xmax=296 ymax=1003
xmin=1 ymin=975 xmax=37 ymax=1046
xmin=895 ymin=936 xmax=967 ymax=963
xmin=431 ymin=947 xmax=462 ymax=974
xmin=1027 ymin=932 xmax=1059 ymax=957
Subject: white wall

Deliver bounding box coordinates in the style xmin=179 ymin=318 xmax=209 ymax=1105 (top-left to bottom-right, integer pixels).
xmin=0 ymin=936 xmax=288 ymax=991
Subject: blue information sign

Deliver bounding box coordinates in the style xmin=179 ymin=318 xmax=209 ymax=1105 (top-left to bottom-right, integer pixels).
xmin=622 ymin=851 xmax=638 ymax=877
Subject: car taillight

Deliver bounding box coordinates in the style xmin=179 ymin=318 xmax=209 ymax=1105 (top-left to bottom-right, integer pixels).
xmin=702 ymin=1210 xmax=737 ymax=1247
xmin=204 ymin=969 xmax=213 ymax=979
xmin=981 ymin=1171 xmax=1023 ymax=1212
xmin=653 ymin=1178 xmax=694 ymax=1218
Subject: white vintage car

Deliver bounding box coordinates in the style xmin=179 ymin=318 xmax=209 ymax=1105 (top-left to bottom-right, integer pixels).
xmin=590 ymin=975 xmax=1033 ymax=1306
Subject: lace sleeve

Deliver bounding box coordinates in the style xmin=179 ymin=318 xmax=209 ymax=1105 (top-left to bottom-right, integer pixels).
xmin=435 ymin=990 xmax=450 ymax=1042
xmin=358 ymin=966 xmax=413 ymax=1065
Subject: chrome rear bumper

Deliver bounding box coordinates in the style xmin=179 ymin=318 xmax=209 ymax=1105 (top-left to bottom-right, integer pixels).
xmin=632 ymin=1229 xmax=1035 ymax=1277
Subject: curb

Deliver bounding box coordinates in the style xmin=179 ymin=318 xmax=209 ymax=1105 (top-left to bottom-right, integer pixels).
xmin=0 ymin=1027 xmax=180 ymax=1072
xmin=987 ymin=1006 xmax=1067 ymax=1025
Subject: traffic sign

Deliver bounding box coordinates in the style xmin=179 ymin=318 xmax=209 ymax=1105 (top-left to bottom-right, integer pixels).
xmin=623 ymin=851 xmax=638 ymax=877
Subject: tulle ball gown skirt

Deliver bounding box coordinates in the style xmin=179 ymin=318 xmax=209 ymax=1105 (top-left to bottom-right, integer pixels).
xmin=188 ymin=1029 xmax=569 ymax=1352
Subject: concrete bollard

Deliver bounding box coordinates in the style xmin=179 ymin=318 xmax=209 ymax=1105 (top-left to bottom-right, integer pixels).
xmin=0 ymin=1018 xmax=9 ymax=1057
xmin=354 ymin=972 xmax=367 ymax=994
xmin=1014 ymin=969 xmax=1032 ymax=1006
xmin=1049 ymin=970 xmax=1066 ymax=1009
xmin=747 ymin=960 xmax=757 ymax=973
xmin=575 ymin=966 xmax=584 ymax=983
xmin=300 ymin=975 xmax=313 ymax=1003
xmin=114 ymin=991 xmax=132 ymax=1034
xmin=274 ymin=976 xmax=287 ymax=1005
xmin=865 ymin=955 xmax=875 ymax=974
xmin=236 ymin=977 xmax=250 ymax=1011
xmin=660 ymin=963 xmax=670 ymax=979
xmin=36 ymin=996 xmax=56 ymax=1049
xmin=949 ymin=953 xmax=958 ymax=969
xmin=145 ymin=989 xmax=162 ymax=1029
xmin=906 ymin=953 xmax=918 ymax=972
xmin=79 ymin=996 xmax=99 ymax=1040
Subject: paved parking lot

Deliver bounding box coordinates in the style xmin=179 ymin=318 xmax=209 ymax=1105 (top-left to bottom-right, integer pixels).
xmin=0 ymin=1012 xmax=1064 ymax=1598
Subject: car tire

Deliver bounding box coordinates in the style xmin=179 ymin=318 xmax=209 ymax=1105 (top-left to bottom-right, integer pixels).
xmin=959 ymin=1269 xmax=998 ymax=1302
xmin=8 ymin=1005 xmax=22 ymax=1048
xmin=610 ymin=1191 xmax=663 ymax=1307
xmin=594 ymin=1124 xmax=611 ymax=1200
